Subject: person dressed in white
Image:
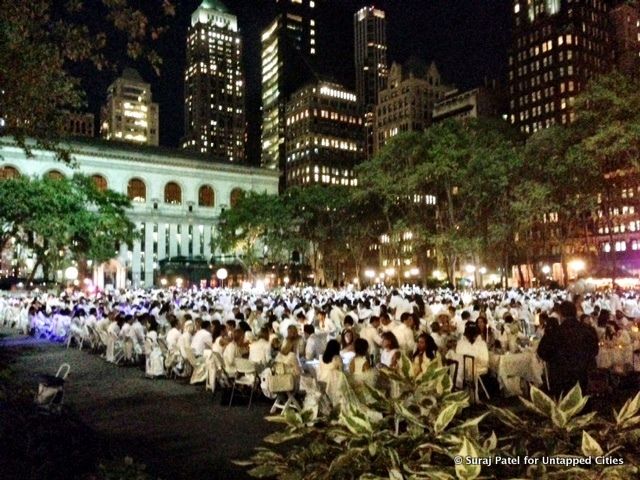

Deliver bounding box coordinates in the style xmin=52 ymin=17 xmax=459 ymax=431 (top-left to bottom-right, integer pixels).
xmin=449 ymin=323 xmax=489 ymax=389
xmin=303 ymin=324 xmax=326 ymax=361
xmin=249 ymin=327 xmax=272 ymax=366
xmin=317 ymin=339 xmax=344 ymax=407
xmin=358 ymin=316 xmax=382 ymax=362
xmin=393 ymin=313 xmax=416 ymax=355
xmin=165 ymin=315 xmax=181 ymax=352
xmin=223 ymin=328 xmax=246 ymax=374
xmin=191 ymin=320 xmax=213 ymax=356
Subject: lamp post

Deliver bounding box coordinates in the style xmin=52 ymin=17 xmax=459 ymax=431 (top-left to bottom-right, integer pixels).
xmin=216 ymin=268 xmax=228 ymax=288
xmin=64 ymin=266 xmax=78 ymax=290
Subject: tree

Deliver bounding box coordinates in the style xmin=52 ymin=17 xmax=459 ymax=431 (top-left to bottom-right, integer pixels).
xmin=214 ymin=191 xmax=299 ymax=277
xmin=0 ymin=174 xmax=135 ymax=282
xmin=0 ymin=0 xmax=174 ymax=161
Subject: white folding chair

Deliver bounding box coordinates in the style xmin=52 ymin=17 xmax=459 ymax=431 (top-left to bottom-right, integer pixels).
xmin=463 ymin=355 xmax=490 ymax=403
xmin=228 ymin=358 xmax=260 ymax=408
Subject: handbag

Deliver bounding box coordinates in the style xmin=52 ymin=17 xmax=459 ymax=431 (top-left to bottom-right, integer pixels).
xmin=269 ymin=362 xmax=295 ymax=393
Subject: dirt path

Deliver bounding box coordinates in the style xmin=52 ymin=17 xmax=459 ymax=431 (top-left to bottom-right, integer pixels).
xmin=0 ymin=331 xmax=277 ymax=480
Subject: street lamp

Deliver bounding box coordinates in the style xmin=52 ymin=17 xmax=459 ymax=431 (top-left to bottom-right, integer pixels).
xmin=410 ymin=267 xmax=420 ymax=276
xmin=160 ymin=278 xmax=168 ymax=287
xmin=479 ymin=267 xmax=487 ymax=275
xmin=465 ymin=265 xmax=476 ymax=274
xmin=216 ymin=268 xmax=228 ymax=288
xmin=541 ymin=265 xmax=551 ymax=275
xmin=569 ymin=259 xmax=585 ymax=273
xmin=64 ymin=266 xmax=78 ymax=282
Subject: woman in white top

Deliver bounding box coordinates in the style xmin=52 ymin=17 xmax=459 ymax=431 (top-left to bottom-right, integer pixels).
xmin=349 ymin=338 xmax=376 ymax=388
xmin=452 ymin=322 xmax=489 ymax=389
xmin=178 ymin=320 xmax=195 ymax=359
xmin=317 ymin=339 xmax=343 ymax=407
xmin=223 ymin=328 xmax=246 ymax=374
xmin=274 ymin=325 xmax=302 ymax=377
xmin=378 ymin=331 xmax=401 ymax=369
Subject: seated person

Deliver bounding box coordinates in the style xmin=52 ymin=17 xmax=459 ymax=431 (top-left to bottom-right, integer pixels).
xmin=412 ymin=332 xmax=438 ymax=377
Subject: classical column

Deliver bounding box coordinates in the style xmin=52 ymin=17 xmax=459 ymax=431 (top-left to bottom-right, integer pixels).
xmin=169 ymin=224 xmax=178 ymax=257
xmin=157 ymin=223 xmax=167 ymax=261
xmin=144 ymin=221 xmax=155 ymax=286
xmin=132 ymin=238 xmax=142 ymax=288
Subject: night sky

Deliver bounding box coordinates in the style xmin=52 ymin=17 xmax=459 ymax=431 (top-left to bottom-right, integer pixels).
xmin=83 ymin=0 xmax=511 ymax=165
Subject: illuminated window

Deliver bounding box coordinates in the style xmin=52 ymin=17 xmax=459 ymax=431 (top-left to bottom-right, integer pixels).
xmin=198 ymin=185 xmax=215 ymax=207
xmin=127 ymin=178 xmax=146 ymax=203
xmin=46 ymin=170 xmax=64 ymax=180
xmin=91 ymin=174 xmax=108 ymax=192
xmin=230 ymin=188 xmax=245 ymax=208
xmin=0 ymin=166 xmax=19 ymax=180
xmin=164 ymin=182 xmax=182 ymax=205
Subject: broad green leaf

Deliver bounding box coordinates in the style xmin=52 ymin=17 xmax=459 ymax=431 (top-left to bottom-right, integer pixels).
xmin=450 ymin=413 xmax=489 ymax=433
xmin=389 ymin=469 xmax=404 ymax=480
xmin=483 ymin=431 xmax=497 ymax=452
xmin=581 ymin=431 xmax=603 ymax=457
xmin=615 ymin=392 xmax=640 ymax=426
xmin=455 ymin=437 xmax=481 ymax=480
xmin=558 ymin=383 xmax=587 ymax=418
xmin=530 ymin=385 xmax=556 ymax=418
xmin=488 ymin=405 xmax=525 ymax=429
xmin=434 ymin=403 xmax=459 ymax=434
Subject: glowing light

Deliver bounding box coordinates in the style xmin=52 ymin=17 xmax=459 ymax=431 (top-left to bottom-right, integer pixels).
xmin=364 ymin=269 xmax=376 ymax=279
xmin=569 ymin=259 xmax=585 ymax=272
xmin=175 ymin=277 xmax=183 ymax=287
xmin=283 ymin=276 xmax=290 ymax=285
xmin=410 ymin=267 xmax=420 ymax=276
xmin=64 ymin=266 xmax=79 ymax=281
xmin=216 ymin=268 xmax=228 ymax=280
xmin=541 ymin=265 xmax=551 ymax=275
xmin=465 ymin=265 xmax=476 ymax=274
xmin=385 ymin=268 xmax=396 ymax=276
xmin=479 ymin=267 xmax=487 ymax=275
xmin=160 ymin=278 xmax=168 ymax=286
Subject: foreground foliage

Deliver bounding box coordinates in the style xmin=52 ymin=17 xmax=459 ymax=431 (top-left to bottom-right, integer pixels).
xmin=240 ymin=355 xmax=640 ymax=480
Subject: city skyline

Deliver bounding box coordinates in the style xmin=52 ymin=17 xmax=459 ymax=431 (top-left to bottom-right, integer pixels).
xmin=78 ymin=0 xmax=510 ymax=165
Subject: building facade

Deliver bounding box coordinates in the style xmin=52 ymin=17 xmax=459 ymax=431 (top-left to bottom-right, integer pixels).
xmin=182 ymin=0 xmax=245 ymax=162
xmin=261 ymin=0 xmax=317 ymax=176
xmin=433 ymin=84 xmax=505 ymax=123
xmin=66 ymin=113 xmax=95 ymax=138
xmin=508 ymin=0 xmax=612 ymax=135
xmin=609 ymin=2 xmax=640 ymax=77
xmin=373 ymin=60 xmax=448 ymax=154
xmin=0 ymin=139 xmax=278 ymax=289
xmin=354 ymin=6 xmax=388 ymax=161
xmin=100 ymin=68 xmax=159 ymax=146
xmin=285 ymin=81 xmax=363 ymax=188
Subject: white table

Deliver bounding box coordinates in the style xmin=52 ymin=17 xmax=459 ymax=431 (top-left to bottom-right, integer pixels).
xmin=490 ymin=351 xmax=544 ymax=397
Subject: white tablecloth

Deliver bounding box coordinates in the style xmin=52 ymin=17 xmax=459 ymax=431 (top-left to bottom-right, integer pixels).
xmin=490 ymin=351 xmax=544 ymax=397
xmin=597 ymin=345 xmax=634 ymax=371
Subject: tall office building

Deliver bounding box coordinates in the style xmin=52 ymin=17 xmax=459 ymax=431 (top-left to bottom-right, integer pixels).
xmin=354 ymin=6 xmax=388 ymax=161
xmin=285 ymin=81 xmax=363 ymax=188
xmin=354 ymin=6 xmax=388 ymax=110
xmin=609 ymin=2 xmax=640 ymax=76
xmin=100 ymin=68 xmax=159 ymax=146
xmin=261 ymin=0 xmax=317 ymax=175
xmin=373 ymin=60 xmax=448 ymax=154
xmin=182 ymin=0 xmax=245 ymax=162
xmin=508 ymin=0 xmax=612 ymax=135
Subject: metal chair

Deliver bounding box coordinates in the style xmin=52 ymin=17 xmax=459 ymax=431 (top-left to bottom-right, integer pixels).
xmin=228 ymin=358 xmax=260 ymax=408
xmin=463 ymin=355 xmax=490 ymax=403
xmin=445 ymin=359 xmax=459 ymax=390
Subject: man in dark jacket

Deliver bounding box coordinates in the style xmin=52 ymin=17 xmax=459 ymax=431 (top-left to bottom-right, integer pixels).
xmin=537 ymin=300 xmax=599 ymax=397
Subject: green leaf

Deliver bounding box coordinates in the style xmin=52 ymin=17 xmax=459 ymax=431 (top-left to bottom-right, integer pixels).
xmin=615 ymin=392 xmax=640 ymax=426
xmin=434 ymin=403 xmax=460 ymax=434
xmin=389 ymin=469 xmax=404 ymax=480
xmin=530 ymin=385 xmax=556 ymax=418
xmin=487 ymin=405 xmax=525 ymax=429
xmin=483 ymin=431 xmax=497 ymax=452
xmin=581 ymin=431 xmax=604 ymax=457
xmin=450 ymin=413 xmax=489 ymax=433
xmin=455 ymin=437 xmax=481 ymax=480
xmin=558 ymin=383 xmax=588 ymax=419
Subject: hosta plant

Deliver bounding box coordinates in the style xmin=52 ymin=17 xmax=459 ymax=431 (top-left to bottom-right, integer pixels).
xmin=488 ymin=384 xmax=640 ymax=479
xmin=237 ymin=355 xmax=498 ymax=480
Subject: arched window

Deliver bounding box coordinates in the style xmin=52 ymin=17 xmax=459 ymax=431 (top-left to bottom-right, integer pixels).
xmin=164 ymin=182 xmax=182 ymax=205
xmin=46 ymin=170 xmax=64 ymax=180
xmin=0 ymin=166 xmax=19 ymax=180
xmin=198 ymin=185 xmax=215 ymax=207
xmin=91 ymin=174 xmax=108 ymax=192
xmin=230 ymin=188 xmax=245 ymax=208
xmin=127 ymin=178 xmax=146 ymax=203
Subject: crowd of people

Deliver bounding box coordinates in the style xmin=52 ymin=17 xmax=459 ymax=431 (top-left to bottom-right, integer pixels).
xmin=1 ymin=284 xmax=638 ymax=406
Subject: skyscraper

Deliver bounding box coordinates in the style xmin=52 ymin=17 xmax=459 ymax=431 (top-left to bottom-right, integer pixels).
xmin=354 ymin=6 xmax=388 ymax=110
xmin=261 ymin=0 xmax=317 ymax=176
xmin=355 ymin=6 xmax=387 ymax=161
xmin=609 ymin=2 xmax=640 ymax=77
xmin=182 ymin=0 xmax=245 ymax=162
xmin=100 ymin=68 xmax=159 ymax=146
xmin=285 ymin=81 xmax=363 ymax=188
xmin=508 ymin=0 xmax=612 ymax=135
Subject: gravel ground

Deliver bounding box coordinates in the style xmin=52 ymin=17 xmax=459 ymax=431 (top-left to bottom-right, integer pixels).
xmin=0 ymin=330 xmax=278 ymax=480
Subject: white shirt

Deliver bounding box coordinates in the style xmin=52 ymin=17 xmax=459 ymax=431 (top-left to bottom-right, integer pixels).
xmin=393 ymin=323 xmax=416 ymax=355
xmin=249 ymin=338 xmax=272 ymax=365
xmin=166 ymin=327 xmax=181 ymax=351
xmin=304 ymin=333 xmax=327 ymax=360
xmin=191 ymin=329 xmax=213 ymax=356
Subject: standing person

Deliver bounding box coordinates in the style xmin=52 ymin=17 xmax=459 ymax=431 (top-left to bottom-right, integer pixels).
xmin=538 ymin=301 xmax=599 ymax=397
